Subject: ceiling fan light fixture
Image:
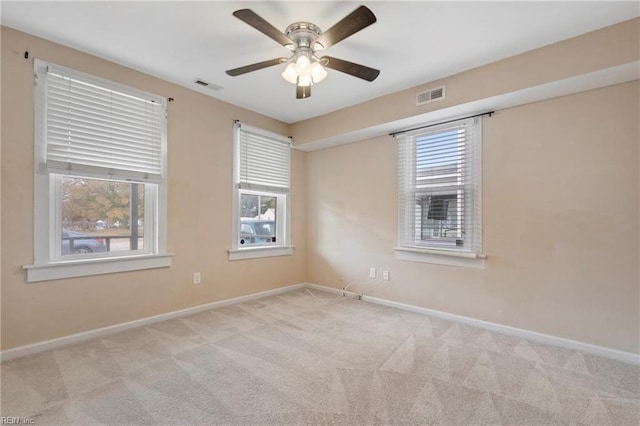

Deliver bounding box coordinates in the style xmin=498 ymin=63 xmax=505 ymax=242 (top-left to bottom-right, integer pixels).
xmin=283 ymin=52 xmax=326 ymax=85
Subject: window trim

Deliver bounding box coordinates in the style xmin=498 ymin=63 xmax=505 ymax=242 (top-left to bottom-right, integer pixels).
xmin=395 ymin=115 xmax=486 ymax=267
xmin=26 ymin=59 xmax=171 ymax=282
xmin=24 ymin=254 xmax=174 ymax=283
xmin=394 ymin=246 xmax=486 ymax=268
xmin=229 ymin=122 xmax=293 ymax=260
xmin=228 ymin=246 xmax=294 ymax=261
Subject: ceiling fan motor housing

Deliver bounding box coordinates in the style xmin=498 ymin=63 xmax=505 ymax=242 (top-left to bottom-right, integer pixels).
xmin=285 ymin=22 xmax=323 ymax=51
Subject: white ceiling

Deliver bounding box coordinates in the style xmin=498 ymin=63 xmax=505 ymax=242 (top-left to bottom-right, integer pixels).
xmin=2 ymin=1 xmax=638 ymax=123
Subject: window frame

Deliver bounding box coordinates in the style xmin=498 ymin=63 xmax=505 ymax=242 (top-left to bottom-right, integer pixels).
xmin=417 ymin=192 xmax=462 ymax=247
xmin=228 ymin=122 xmax=293 ymax=260
xmin=395 ymin=116 xmax=486 ymax=268
xmin=237 ymin=190 xmax=287 ymax=248
xmin=25 ymin=59 xmax=171 ymax=282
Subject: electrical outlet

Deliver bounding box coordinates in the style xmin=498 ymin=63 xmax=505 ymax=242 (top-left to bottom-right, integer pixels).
xmin=383 ymin=271 xmax=390 ymax=281
xmin=193 ymin=272 xmax=201 ymax=285
xmin=369 ymin=267 xmax=377 ymax=279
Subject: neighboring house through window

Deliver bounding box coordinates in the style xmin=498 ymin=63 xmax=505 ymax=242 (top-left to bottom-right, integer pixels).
xmin=395 ymin=116 xmax=485 ymax=267
xmin=229 ymin=121 xmax=293 ymax=260
xmin=26 ymin=59 xmax=171 ymax=282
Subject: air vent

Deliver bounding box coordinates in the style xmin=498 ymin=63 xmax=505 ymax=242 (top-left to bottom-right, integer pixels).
xmin=193 ymin=78 xmax=224 ymax=91
xmin=416 ymin=85 xmax=446 ymax=106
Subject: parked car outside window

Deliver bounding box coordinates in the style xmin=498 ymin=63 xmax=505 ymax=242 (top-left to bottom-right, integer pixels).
xmin=240 ymin=220 xmax=276 ymax=245
xmin=62 ymin=230 xmax=107 ymax=255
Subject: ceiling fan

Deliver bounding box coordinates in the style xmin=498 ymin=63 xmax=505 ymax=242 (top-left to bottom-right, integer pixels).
xmin=225 ymin=6 xmax=380 ymax=99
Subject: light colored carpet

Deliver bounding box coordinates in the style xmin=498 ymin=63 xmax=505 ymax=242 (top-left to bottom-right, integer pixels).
xmin=1 ymin=288 xmax=638 ymax=425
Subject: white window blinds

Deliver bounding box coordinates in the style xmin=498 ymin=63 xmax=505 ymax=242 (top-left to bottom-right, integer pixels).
xmin=235 ymin=122 xmax=291 ymax=193
xmin=37 ymin=60 xmax=166 ymax=183
xmin=397 ymin=116 xmax=482 ymax=252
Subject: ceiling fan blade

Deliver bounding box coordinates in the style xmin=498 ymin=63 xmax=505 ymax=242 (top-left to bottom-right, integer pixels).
xmin=314 ymin=6 xmax=376 ymax=50
xmin=233 ymin=9 xmax=294 ymax=47
xmin=296 ymin=85 xmax=311 ymax=99
xmin=226 ymin=58 xmax=287 ymax=77
xmin=321 ymin=56 xmax=380 ymax=82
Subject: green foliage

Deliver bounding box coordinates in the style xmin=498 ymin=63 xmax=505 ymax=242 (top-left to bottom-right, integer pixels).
xmin=62 ymin=177 xmax=144 ymax=227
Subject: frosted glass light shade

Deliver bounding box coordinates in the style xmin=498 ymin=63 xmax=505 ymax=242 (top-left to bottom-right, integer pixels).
xmin=310 ymin=62 xmax=327 ymax=83
xmin=296 ymin=55 xmax=311 ymax=72
xmin=281 ymin=63 xmax=298 ymax=84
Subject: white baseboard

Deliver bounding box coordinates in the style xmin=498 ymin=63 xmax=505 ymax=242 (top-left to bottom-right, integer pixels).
xmin=0 ymin=283 xmax=306 ymax=362
xmin=3 ymin=281 xmax=638 ymax=366
xmin=305 ymin=283 xmax=640 ymax=365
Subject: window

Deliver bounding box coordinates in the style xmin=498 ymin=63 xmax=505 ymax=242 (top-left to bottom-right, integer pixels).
xmin=396 ymin=116 xmax=484 ymax=267
xmin=25 ymin=59 xmax=171 ymax=282
xmin=229 ymin=121 xmax=292 ymax=260
xmin=60 ymin=177 xmax=148 ymax=255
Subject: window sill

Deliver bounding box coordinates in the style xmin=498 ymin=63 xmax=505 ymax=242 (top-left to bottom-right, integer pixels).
xmin=228 ymin=246 xmax=294 ymax=261
xmin=394 ymin=246 xmax=486 ymax=268
xmin=23 ymin=253 xmax=173 ymax=282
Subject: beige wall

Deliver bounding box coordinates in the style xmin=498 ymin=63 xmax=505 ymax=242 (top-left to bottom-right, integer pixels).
xmin=306 ymin=81 xmax=639 ymax=354
xmin=1 ymin=27 xmax=306 ymax=350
